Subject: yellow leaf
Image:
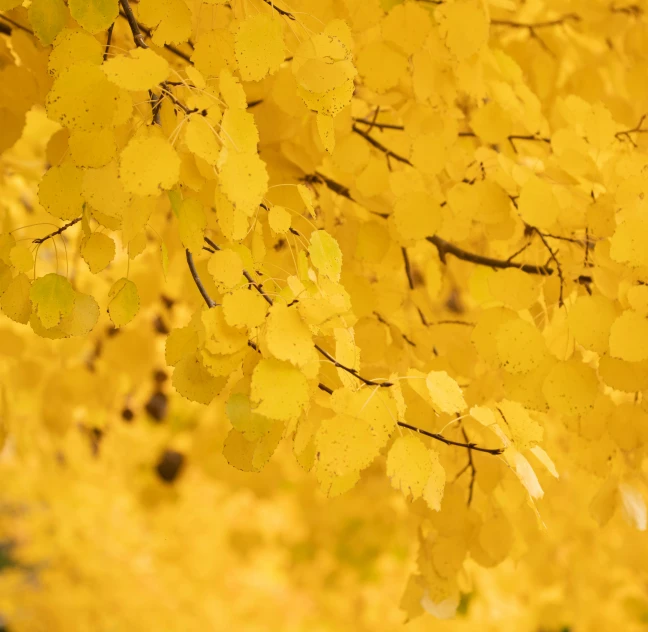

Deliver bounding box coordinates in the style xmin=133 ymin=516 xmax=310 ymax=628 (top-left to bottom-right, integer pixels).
xmin=29 ymin=0 xmax=67 ymax=46
xmin=222 ymin=287 xmax=268 ymax=328
xmin=69 ymin=0 xmax=118 ymax=33
xmin=177 ymin=197 xmax=206 ymax=254
xmin=392 ymin=192 xmax=442 ymax=243
xmin=107 ymin=278 xmax=139 ymax=327
xmin=172 ymin=352 xmax=225 ymax=405
xmin=184 ymin=116 xmax=221 ymax=166
xmin=268 ymin=206 xmax=291 ymax=234
xmin=49 ymin=28 xmax=104 ymax=77
xmin=226 ymin=392 xmax=275 ymax=440
xmin=423 ymin=450 xmax=446 ymax=511
xmin=9 ymin=245 xmax=33 ymax=273
xmin=497 ymin=400 xmax=543 ymax=451
xmin=387 ymin=434 xmax=434 ymax=499
xmin=308 ymin=230 xmax=342 ymax=282
xmin=426 ymin=371 xmax=467 ymax=415
xmin=609 ymin=310 xmax=648 ymax=362
xmin=234 ymin=14 xmax=285 ymax=82
xmin=103 ymin=48 xmax=170 ymax=92
xmin=137 ymin=0 xmax=191 ymax=46
xmin=250 ymin=358 xmax=309 ymax=420
xmin=120 ymin=132 xmax=180 ymax=196
xmin=542 ymin=360 xmax=598 ymax=417
xmin=518 ymin=175 xmax=560 ymax=229
xmin=29 ymin=273 xmax=75 ymax=329
xmin=219 ymin=152 xmax=268 ymax=215
xmin=39 ymin=163 xmax=84 ymax=221
xmin=1 ymin=273 xmax=32 ymax=324
xmin=317 ymin=114 xmax=335 ymax=154
xmin=207 ymin=248 xmax=243 ymax=290
xmin=264 ymin=303 xmax=317 ymax=368
xmin=165 ymin=326 xmax=199 ymax=366
xmin=81 ymin=232 xmax=115 ymax=273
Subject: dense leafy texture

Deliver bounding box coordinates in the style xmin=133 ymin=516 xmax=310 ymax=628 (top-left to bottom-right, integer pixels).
xmin=1 ymin=1 xmax=648 ymax=630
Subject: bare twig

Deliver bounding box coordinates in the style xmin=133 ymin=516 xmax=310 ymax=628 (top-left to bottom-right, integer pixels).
xmin=32 ymin=218 xmax=81 ymax=245
xmin=402 ymin=247 xmax=415 ymax=290
xmin=461 ymin=427 xmax=476 ymax=505
xmin=185 ymin=249 xmax=217 ymax=308
xmin=314 ymin=343 xmax=393 ymax=388
xmin=491 ymin=14 xmax=581 ymax=29
xmin=353 ymin=117 xmax=404 ymax=131
xmin=534 ymin=229 xmax=564 ymax=306
xmin=0 ymin=14 xmax=34 ymax=35
xmin=352 ymin=125 xmax=413 ymax=166
xmin=119 ymin=0 xmax=148 ymax=48
xmin=104 ymin=23 xmax=115 ymax=61
xmin=262 ymin=0 xmax=296 ymax=19
xmin=507 ymin=134 xmax=551 ymax=154
xmin=615 ymin=114 xmax=648 ymax=147
xmin=397 ymin=421 xmax=504 ymax=455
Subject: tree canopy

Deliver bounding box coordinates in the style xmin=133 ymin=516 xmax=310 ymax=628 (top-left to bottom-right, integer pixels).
xmin=0 ymin=0 xmax=648 ymax=630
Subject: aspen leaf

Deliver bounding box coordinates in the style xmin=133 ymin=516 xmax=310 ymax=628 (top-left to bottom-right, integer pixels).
xmin=513 ymin=452 xmax=544 ymax=499
xmin=221 ymin=109 xmax=259 ymax=153
xmin=9 ymin=245 xmax=33 ymax=273
xmin=316 ymin=414 xmax=378 ymax=476
xmin=234 ymin=14 xmax=285 ymax=82
xmin=542 ymin=360 xmax=598 ymax=417
xmin=268 ymin=206 xmax=291 ymax=234
xmin=103 ymin=49 xmax=170 ymax=92
xmin=264 ymin=303 xmax=316 ymax=368
xmin=609 ymin=311 xmax=648 ymax=362
xmin=207 ymin=248 xmax=243 ymax=290
xmin=619 ymin=482 xmax=647 ymax=531
xmin=81 ymin=232 xmax=115 ymax=273
xmin=297 ymin=184 xmax=315 ymax=217
xmin=392 ymin=192 xmax=442 ymax=243
xmin=496 ymin=318 xmax=547 ymax=373
xmin=69 ymin=129 xmax=116 ymax=168
xmin=177 ymin=198 xmax=206 ymax=254
xmin=497 ymin=400 xmax=543 ymax=451
xmin=39 ymin=163 xmax=84 ymax=221
xmin=226 ymin=392 xmax=275 ymax=441
xmin=222 ymin=288 xmax=268 ymax=328
xmin=317 ymin=114 xmax=335 ymax=154
xmin=250 ymin=358 xmax=309 ymax=420
xmin=568 ymin=295 xmax=618 ymax=353
xmin=172 ymin=353 xmax=225 ymax=405
xmin=166 ymin=326 xmax=199 ymax=366
xmin=120 ymin=134 xmax=180 ymax=196
xmin=29 ymin=0 xmax=67 ymax=46
xmin=107 ymin=278 xmax=139 ymax=327
xmin=308 ymin=230 xmax=342 ymax=282
xmin=518 ymin=175 xmax=560 ymax=229
xmin=30 ymin=273 xmax=76 ymax=329
xmin=59 ymin=292 xmax=99 ymax=337
xmin=1 ymin=274 xmax=32 ymax=324
xmin=49 ymin=29 xmax=104 ymax=76
xmin=426 ymin=371 xmax=467 ymax=414
xmin=423 ymin=450 xmax=446 ymax=511
xmin=137 ymin=0 xmax=192 ymax=46
xmin=223 ymin=422 xmax=283 ymax=472
xmin=219 ymin=152 xmax=268 ymax=214
xmin=387 ymin=435 xmax=433 ymax=499
xmin=69 ymin=0 xmax=118 ymax=33
xmin=184 ymin=117 xmax=221 ymax=166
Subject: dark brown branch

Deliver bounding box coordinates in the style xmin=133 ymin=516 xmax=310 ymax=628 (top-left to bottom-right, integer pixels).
xmin=402 ymin=247 xmax=415 ymax=290
xmin=615 ymin=114 xmax=648 ymax=147
xmin=491 ymin=14 xmax=581 ymax=29
xmin=352 ymin=125 xmax=413 ymax=166
xmin=32 ymin=217 xmax=81 ymax=244
xmin=429 ymin=320 xmax=474 ymax=327
xmin=262 ymin=0 xmax=296 ymax=20
xmin=610 ymin=4 xmax=642 ymax=16
xmin=314 ymin=343 xmax=392 ymax=388
xmin=0 ymin=14 xmax=34 ymax=35
xmin=305 ymin=172 xmax=354 ymax=202
xmin=104 ymin=23 xmax=115 ymax=61
xmin=204 ymin=236 xmax=273 ymax=305
xmin=185 ymin=249 xmax=217 ymax=308
xmin=507 ymin=134 xmax=551 ymax=154
xmin=318 ymin=382 xmax=334 ymax=395
xmin=119 ymin=0 xmax=148 ymax=48
xmin=397 ymin=421 xmax=504 ymax=455
xmin=534 ymin=229 xmax=564 ymax=306
xmin=118 ymin=11 xmax=193 ymax=63
xmin=427 ymin=235 xmax=553 ymax=275
xmin=353 ymin=118 xmax=404 ymax=131
xmin=461 ymin=427 xmax=476 ymax=505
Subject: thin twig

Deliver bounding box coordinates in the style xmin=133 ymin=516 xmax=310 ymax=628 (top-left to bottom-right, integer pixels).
xmin=0 ymin=14 xmax=34 ymax=35
xmin=32 ymin=218 xmax=81 ymax=245
xmin=314 ymin=343 xmax=392 ymax=388
xmin=304 ymin=172 xmax=354 ymax=202
xmin=507 ymin=134 xmax=551 ymax=154
xmin=352 ymin=125 xmax=413 ymax=166
xmin=534 ymin=229 xmax=564 ymax=306
xmin=461 ymin=427 xmax=476 ymax=505
xmin=402 ymin=247 xmax=415 ymax=290
xmin=615 ymin=114 xmax=648 ymax=147
xmin=119 ymin=0 xmax=148 ymax=48
xmin=104 ymin=23 xmax=115 ymax=61
xmin=185 ymin=249 xmax=217 ymax=308
xmin=397 ymin=421 xmax=504 ymax=455
xmin=491 ymin=14 xmax=581 ymax=29
xmin=353 ymin=118 xmax=404 ymax=131
xmin=262 ymin=0 xmax=296 ymax=19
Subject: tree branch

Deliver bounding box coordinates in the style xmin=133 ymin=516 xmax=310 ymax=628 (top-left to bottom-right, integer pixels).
xmin=615 ymin=114 xmax=648 ymax=147
xmin=491 ymin=14 xmax=581 ymax=29
xmin=534 ymin=229 xmax=565 ymax=306
xmin=402 ymin=247 xmax=415 ymax=290
xmin=0 ymin=14 xmax=34 ymax=35
xmin=104 ymin=22 xmax=115 ymax=61
xmin=262 ymin=0 xmax=296 ymax=20
xmin=352 ymin=125 xmax=413 ymax=166
xmin=507 ymin=134 xmax=551 ymax=154
xmin=397 ymin=421 xmax=504 ymax=455
xmin=461 ymin=427 xmax=476 ymax=505
xmin=185 ymin=249 xmax=217 ymax=308
xmin=32 ymin=218 xmax=81 ymax=245
xmin=119 ymin=0 xmax=148 ymax=49
xmin=427 ymin=235 xmax=553 ymax=275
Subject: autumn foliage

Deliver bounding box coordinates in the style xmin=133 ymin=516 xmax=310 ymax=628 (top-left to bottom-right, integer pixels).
xmin=1 ymin=0 xmax=648 ymax=630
